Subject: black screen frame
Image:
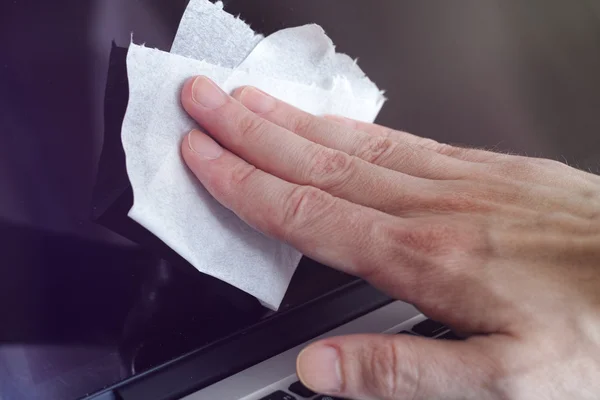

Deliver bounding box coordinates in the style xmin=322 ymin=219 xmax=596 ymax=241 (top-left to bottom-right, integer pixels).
xmin=84 ymin=279 xmax=391 ymax=400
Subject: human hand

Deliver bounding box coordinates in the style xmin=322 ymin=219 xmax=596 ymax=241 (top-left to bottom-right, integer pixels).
xmin=179 ymin=76 xmax=600 ymax=400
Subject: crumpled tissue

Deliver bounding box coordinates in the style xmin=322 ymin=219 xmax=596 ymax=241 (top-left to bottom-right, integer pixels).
xmin=121 ymin=0 xmax=386 ymax=310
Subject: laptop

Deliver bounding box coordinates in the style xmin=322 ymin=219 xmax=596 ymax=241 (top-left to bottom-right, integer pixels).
xmin=0 ymin=5 xmax=436 ymax=400
xmin=83 ymin=278 xmax=455 ymax=400
xmin=4 ymin=2 xmax=596 ymax=399
xmin=80 ymin=41 xmax=458 ymax=400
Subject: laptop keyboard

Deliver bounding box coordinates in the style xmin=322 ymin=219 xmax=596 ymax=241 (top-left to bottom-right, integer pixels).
xmin=288 ymin=381 xmax=316 ymax=398
xmin=258 ymin=391 xmax=297 ymax=400
xmin=257 ymin=318 xmax=462 ymax=400
xmin=411 ymin=318 xmax=449 ymax=337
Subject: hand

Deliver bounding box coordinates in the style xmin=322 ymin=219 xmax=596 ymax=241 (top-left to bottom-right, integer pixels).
xmin=179 ymin=76 xmax=600 ymax=400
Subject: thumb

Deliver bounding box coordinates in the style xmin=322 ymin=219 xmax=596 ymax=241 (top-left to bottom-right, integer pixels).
xmin=296 ymin=334 xmax=498 ymax=400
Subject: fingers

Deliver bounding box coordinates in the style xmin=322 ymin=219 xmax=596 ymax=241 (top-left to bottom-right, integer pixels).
xmin=328 ymin=115 xmax=600 ymax=191
xmin=326 ymin=115 xmax=506 ymax=163
xmin=231 ymin=86 xmax=476 ymax=180
xmin=297 ymin=334 xmax=498 ymax=400
xmin=181 ymin=129 xmax=400 ymax=277
xmin=181 ymin=130 xmax=491 ymax=313
xmin=181 ymin=78 xmax=597 ymax=218
xmin=181 ymin=76 xmax=430 ymax=213
xmin=181 ymin=130 xmax=510 ymax=318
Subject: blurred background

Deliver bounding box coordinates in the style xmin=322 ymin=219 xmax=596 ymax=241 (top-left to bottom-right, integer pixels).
xmin=1 ymin=1 xmax=599 ymax=399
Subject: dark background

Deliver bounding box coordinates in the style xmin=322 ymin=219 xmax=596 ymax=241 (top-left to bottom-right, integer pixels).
xmin=1 ymin=1 xmax=600 ymax=399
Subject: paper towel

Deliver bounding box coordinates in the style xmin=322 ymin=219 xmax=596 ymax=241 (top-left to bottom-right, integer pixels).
xmin=121 ymin=0 xmax=385 ymax=310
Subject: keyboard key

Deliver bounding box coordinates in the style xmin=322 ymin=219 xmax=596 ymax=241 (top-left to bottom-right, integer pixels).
xmin=259 ymin=390 xmax=296 ymax=400
xmin=437 ymin=331 xmax=462 ymax=340
xmin=411 ymin=319 xmax=448 ymax=337
xmin=397 ymin=330 xmax=417 ymax=335
xmin=288 ymin=381 xmax=316 ymax=397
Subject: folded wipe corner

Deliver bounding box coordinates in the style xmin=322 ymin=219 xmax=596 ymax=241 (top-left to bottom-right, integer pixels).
xmin=170 ymin=0 xmax=263 ymax=68
xmin=121 ymin=0 xmax=386 ymax=310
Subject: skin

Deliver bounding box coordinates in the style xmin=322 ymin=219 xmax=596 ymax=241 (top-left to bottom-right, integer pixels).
xmin=179 ymin=75 xmax=600 ymax=400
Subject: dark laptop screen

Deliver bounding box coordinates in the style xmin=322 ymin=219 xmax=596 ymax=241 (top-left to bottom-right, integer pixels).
xmin=0 ymin=2 xmax=357 ymax=399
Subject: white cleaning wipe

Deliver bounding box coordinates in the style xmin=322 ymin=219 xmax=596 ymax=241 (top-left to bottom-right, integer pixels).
xmin=170 ymin=0 xmax=263 ymax=68
xmin=121 ymin=0 xmax=386 ymax=310
xmin=237 ymin=24 xmax=384 ymax=102
xmin=171 ymin=1 xmax=384 ymax=104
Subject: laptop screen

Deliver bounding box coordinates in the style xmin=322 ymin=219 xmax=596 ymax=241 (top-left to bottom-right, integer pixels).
xmin=0 ymin=2 xmax=359 ymax=400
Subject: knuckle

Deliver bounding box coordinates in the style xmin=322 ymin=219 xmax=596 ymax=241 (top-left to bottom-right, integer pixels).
xmin=216 ymin=162 xmax=257 ymax=196
xmin=434 ymin=143 xmax=479 ymax=160
xmin=237 ymin=114 xmax=269 ymax=142
xmin=279 ymin=186 xmax=333 ymax=238
xmin=305 ymin=147 xmax=355 ymax=190
xmin=432 ymin=142 xmax=458 ymax=156
xmin=354 ymin=136 xmax=397 ymax=164
xmin=436 ymin=143 xmax=504 ymax=162
xmin=287 ymin=113 xmax=317 ymax=135
xmin=377 ymin=126 xmax=399 ymax=140
xmin=361 ymin=340 xmax=419 ymax=400
xmin=229 ymin=162 xmax=258 ymax=186
xmin=365 ymin=342 xmax=400 ymax=399
xmin=420 ymin=138 xmax=442 ymax=149
xmin=402 ymin=136 xmax=445 ymax=154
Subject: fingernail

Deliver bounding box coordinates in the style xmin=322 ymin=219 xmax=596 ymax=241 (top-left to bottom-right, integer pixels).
xmin=297 ymin=344 xmax=342 ymax=393
xmin=239 ymin=87 xmax=276 ymax=114
xmin=324 ymin=115 xmax=357 ymax=128
xmin=187 ymin=129 xmax=223 ymax=159
xmin=192 ymin=76 xmax=227 ymax=109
